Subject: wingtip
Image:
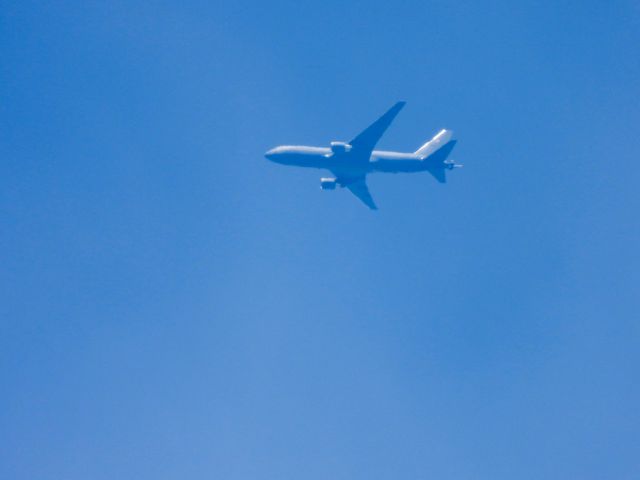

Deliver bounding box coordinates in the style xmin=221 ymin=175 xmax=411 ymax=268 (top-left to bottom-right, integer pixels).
xmin=386 ymin=101 xmax=405 ymax=115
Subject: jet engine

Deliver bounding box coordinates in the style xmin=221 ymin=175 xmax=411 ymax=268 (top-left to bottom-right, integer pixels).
xmin=330 ymin=141 xmax=352 ymax=154
xmin=320 ymin=177 xmax=337 ymax=190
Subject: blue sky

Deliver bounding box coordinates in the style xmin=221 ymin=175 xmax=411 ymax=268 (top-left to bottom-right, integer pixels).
xmin=1 ymin=1 xmax=639 ymax=478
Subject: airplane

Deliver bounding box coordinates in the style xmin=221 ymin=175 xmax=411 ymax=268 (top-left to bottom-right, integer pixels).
xmin=264 ymin=101 xmax=461 ymax=210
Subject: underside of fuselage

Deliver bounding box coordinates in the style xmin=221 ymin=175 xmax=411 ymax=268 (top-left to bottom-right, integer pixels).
xmin=265 ymin=146 xmax=428 ymax=174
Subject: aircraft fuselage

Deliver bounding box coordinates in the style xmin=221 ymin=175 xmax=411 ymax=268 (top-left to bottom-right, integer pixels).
xmin=265 ymin=146 xmax=430 ymax=176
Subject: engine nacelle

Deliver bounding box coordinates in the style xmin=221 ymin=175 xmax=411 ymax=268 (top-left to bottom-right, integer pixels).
xmin=330 ymin=141 xmax=352 ymax=154
xmin=320 ymin=177 xmax=337 ymax=190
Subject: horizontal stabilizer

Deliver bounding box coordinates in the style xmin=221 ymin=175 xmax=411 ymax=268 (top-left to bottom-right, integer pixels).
xmin=424 ymin=139 xmax=458 ymax=184
xmin=424 ymin=140 xmax=457 ymax=166
xmin=428 ymin=168 xmax=446 ymax=183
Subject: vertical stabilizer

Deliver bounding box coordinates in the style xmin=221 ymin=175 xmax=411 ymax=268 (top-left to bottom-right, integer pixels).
xmin=424 ymin=139 xmax=460 ymax=184
xmin=415 ymin=129 xmax=453 ymax=158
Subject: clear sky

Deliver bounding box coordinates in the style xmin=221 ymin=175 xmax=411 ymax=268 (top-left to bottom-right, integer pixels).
xmin=1 ymin=1 xmax=639 ymax=479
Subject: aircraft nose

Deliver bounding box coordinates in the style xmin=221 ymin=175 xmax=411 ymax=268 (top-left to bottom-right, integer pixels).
xmin=264 ymin=148 xmax=277 ymax=160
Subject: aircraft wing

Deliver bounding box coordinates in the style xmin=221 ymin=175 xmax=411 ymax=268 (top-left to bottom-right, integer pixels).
xmin=349 ymin=101 xmax=405 ymax=158
xmin=342 ymin=177 xmax=378 ymax=210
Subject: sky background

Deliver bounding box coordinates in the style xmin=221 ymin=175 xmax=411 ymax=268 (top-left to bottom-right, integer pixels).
xmin=1 ymin=1 xmax=639 ymax=479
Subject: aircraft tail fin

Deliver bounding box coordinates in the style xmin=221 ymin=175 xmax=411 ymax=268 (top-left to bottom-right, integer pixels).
xmin=422 ymin=138 xmax=461 ymax=184
xmin=415 ymin=129 xmax=453 ymax=159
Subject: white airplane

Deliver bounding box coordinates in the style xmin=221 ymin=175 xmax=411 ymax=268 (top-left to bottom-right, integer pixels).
xmin=265 ymin=101 xmax=461 ymax=209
